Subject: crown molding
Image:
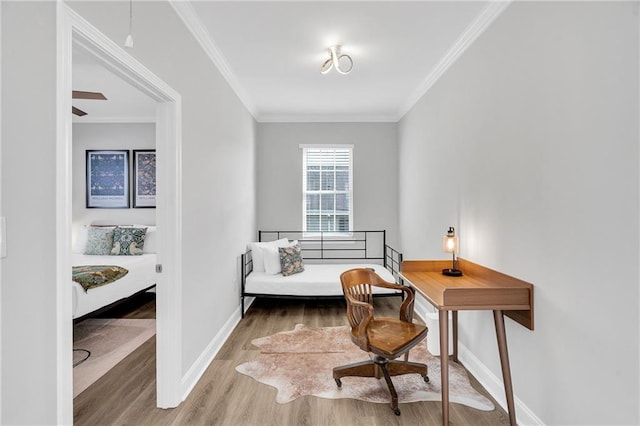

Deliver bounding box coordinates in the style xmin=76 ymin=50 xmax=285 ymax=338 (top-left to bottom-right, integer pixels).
xmin=257 ymin=114 xmax=397 ymax=123
xmin=168 ymin=0 xmax=257 ymax=119
xmin=396 ymin=0 xmax=512 ymax=121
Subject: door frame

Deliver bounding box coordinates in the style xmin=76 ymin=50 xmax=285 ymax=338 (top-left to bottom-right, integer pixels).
xmin=56 ymin=4 xmax=183 ymax=423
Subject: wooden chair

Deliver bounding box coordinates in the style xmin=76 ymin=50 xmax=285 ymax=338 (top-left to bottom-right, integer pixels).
xmin=333 ymin=268 xmax=430 ymax=415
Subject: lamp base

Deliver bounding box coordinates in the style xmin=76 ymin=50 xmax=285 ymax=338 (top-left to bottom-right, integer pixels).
xmin=442 ymin=268 xmax=463 ymax=277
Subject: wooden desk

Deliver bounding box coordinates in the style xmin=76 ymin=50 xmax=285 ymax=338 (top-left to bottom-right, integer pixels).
xmin=400 ymin=259 xmax=534 ymax=426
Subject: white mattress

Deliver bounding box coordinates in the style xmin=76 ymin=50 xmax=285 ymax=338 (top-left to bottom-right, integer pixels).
xmin=72 ymin=253 xmax=157 ymax=319
xmin=245 ymin=263 xmax=400 ymax=297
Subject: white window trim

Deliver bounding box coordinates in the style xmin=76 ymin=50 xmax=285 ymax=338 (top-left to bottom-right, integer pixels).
xmin=301 ymin=144 xmax=354 ymax=236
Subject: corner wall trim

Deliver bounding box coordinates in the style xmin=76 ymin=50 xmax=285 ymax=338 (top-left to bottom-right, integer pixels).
xmin=396 ymin=1 xmax=512 ymax=121
xmin=168 ymin=0 xmax=257 ymax=119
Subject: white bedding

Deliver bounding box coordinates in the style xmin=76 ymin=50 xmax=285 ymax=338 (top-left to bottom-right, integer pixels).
xmin=245 ymin=263 xmax=399 ymax=297
xmin=72 ymin=253 xmax=157 ymax=319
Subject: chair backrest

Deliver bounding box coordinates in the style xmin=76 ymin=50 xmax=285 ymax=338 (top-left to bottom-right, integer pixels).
xmin=340 ymin=267 xmax=416 ymax=330
xmin=340 ymin=268 xmax=380 ymax=330
xmin=340 ymin=268 xmax=419 ymax=354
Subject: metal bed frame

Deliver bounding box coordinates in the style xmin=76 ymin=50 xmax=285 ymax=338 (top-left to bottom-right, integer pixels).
xmin=240 ymin=230 xmax=403 ymax=318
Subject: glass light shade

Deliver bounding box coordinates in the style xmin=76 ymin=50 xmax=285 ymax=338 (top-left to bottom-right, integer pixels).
xmin=441 ymin=226 xmax=462 ymax=276
xmin=442 ymin=234 xmax=458 ymax=254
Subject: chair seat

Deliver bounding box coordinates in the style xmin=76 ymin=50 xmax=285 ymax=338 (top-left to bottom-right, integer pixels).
xmin=366 ymin=317 xmax=428 ymax=358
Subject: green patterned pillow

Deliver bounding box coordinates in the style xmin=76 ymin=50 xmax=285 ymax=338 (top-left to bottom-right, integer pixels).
xmin=279 ymin=244 xmax=304 ymax=276
xmin=84 ymin=227 xmax=115 ymax=255
xmin=111 ymin=227 xmax=147 ymax=255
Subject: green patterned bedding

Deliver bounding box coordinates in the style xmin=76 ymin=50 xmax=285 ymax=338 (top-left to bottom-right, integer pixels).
xmin=72 ymin=265 xmax=129 ymax=292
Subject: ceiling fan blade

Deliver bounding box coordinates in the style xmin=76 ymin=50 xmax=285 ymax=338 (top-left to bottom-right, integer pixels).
xmin=72 ymin=90 xmax=107 ymax=100
xmin=72 ymin=106 xmax=88 ymax=116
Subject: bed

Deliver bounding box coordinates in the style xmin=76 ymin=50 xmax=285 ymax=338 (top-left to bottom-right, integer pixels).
xmin=240 ymin=230 xmax=403 ymax=317
xmin=72 ymin=224 xmax=157 ymax=320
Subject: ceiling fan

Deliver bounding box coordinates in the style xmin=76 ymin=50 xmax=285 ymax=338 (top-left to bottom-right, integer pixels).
xmin=72 ymin=90 xmax=107 ymax=116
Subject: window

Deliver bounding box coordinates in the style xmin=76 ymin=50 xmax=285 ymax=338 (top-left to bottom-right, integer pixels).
xmin=301 ymin=145 xmax=353 ymax=233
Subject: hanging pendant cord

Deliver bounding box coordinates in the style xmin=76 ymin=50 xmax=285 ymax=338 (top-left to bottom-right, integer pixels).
xmin=128 ymin=0 xmax=133 ymax=36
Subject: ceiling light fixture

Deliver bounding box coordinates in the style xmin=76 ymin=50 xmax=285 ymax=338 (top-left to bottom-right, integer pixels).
xmin=124 ymin=0 xmax=134 ymax=48
xmin=320 ymin=45 xmax=353 ymax=75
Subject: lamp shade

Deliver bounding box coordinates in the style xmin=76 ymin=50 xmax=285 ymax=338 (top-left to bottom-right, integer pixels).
xmin=124 ymin=34 xmax=134 ymax=48
xmin=442 ymin=227 xmax=458 ymax=254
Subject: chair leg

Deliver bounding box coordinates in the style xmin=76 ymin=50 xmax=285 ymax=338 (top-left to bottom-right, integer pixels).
xmin=375 ymin=356 xmax=401 ymax=416
xmin=386 ymin=359 xmax=429 ymax=383
xmin=333 ymin=360 xmax=377 ymax=387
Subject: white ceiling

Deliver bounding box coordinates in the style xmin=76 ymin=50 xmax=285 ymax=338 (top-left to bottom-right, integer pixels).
xmin=72 ymin=45 xmax=156 ymax=123
xmin=73 ymin=1 xmax=501 ymax=123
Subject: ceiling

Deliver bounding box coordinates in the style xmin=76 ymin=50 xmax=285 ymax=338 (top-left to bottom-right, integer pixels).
xmin=73 ymin=1 xmax=500 ymax=123
xmin=72 ymin=45 xmax=156 ymax=123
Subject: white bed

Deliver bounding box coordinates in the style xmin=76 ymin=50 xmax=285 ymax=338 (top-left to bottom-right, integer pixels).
xmin=71 ymin=223 xmax=158 ymax=319
xmin=244 ymin=263 xmax=398 ymax=297
xmin=240 ymin=231 xmax=404 ymax=317
xmin=72 ymin=253 xmax=157 ymax=319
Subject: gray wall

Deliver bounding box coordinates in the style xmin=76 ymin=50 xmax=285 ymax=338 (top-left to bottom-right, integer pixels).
xmin=1 ymin=2 xmax=58 ymax=423
xmin=73 ymin=123 xmax=156 ymax=227
xmin=398 ymin=2 xmax=638 ymax=424
xmin=257 ymin=122 xmax=399 ymax=247
xmin=1 ymin=1 xmax=257 ymax=423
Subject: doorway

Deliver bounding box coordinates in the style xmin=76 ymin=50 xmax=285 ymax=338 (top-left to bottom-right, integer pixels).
xmin=56 ymin=4 xmax=183 ymax=423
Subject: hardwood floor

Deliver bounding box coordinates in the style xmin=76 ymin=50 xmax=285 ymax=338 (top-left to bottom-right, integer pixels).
xmin=74 ymin=297 xmax=510 ymax=425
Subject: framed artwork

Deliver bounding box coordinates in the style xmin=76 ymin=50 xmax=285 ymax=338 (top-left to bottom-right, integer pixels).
xmin=133 ymin=149 xmax=156 ymax=208
xmin=86 ymin=150 xmax=130 ymax=208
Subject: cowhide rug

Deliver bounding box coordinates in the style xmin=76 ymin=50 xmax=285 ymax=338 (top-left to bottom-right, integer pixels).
xmin=235 ymin=324 xmax=494 ymax=411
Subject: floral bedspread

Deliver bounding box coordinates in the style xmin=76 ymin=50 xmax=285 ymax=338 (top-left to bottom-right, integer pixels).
xmin=72 ymin=265 xmax=129 ymax=292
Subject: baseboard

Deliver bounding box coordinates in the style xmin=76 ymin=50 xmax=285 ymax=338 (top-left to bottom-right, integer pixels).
xmin=458 ymin=343 xmax=544 ymax=425
xmin=180 ymin=305 xmax=242 ymax=400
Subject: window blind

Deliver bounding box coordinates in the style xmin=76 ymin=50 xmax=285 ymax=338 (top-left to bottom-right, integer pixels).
xmin=302 ymin=146 xmax=353 ymax=233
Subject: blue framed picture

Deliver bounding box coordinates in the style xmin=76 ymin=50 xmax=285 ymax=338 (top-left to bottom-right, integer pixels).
xmin=86 ymin=150 xmax=130 ymax=208
xmin=133 ymin=149 xmax=156 ymax=208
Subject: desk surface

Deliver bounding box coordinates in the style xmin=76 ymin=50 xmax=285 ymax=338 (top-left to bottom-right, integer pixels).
xmin=400 ymin=259 xmax=534 ymax=330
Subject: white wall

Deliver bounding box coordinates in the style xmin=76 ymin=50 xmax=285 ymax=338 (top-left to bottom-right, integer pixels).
xmin=1 ymin=2 xmax=59 ymax=424
xmin=256 ymin=122 xmax=399 ymax=247
xmin=398 ymin=2 xmax=639 ymax=425
xmin=1 ymin=1 xmax=257 ymax=423
xmin=73 ymin=123 xmax=156 ymax=227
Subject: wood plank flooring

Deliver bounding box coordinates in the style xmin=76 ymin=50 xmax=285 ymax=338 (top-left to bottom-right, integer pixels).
xmin=74 ymin=297 xmax=510 ymax=425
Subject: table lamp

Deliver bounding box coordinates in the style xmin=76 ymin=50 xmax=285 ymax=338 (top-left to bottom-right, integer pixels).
xmin=442 ymin=226 xmax=462 ymax=276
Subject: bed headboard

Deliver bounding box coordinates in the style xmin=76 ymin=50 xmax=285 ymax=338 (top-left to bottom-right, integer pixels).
xmin=241 ymin=230 xmax=403 ymax=286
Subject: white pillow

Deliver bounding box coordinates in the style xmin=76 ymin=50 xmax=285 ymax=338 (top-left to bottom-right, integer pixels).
xmin=72 ymin=224 xmax=89 ymax=254
xmin=263 ymin=240 xmax=298 ymax=275
xmin=248 ymin=238 xmax=289 ymax=272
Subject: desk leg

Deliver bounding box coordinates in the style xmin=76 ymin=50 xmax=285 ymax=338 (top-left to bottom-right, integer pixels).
xmin=493 ymin=310 xmax=517 ymax=426
xmin=439 ymin=309 xmax=449 ymax=425
xmin=452 ymin=311 xmax=458 ymax=363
